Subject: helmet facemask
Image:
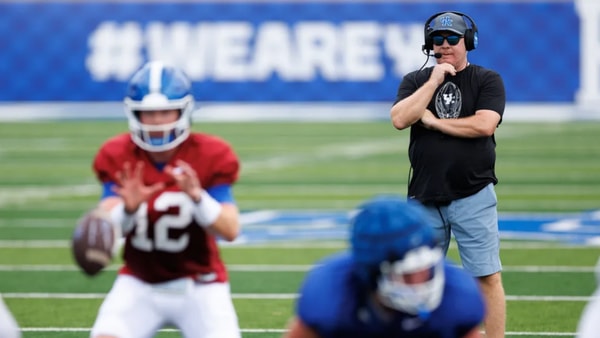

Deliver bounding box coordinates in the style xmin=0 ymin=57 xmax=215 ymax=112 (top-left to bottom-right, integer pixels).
xmin=376 ymin=246 xmax=445 ymax=318
xmin=125 ymin=95 xmax=194 ymax=152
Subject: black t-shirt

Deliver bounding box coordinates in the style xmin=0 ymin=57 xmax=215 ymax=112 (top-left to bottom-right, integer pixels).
xmin=395 ymin=64 xmax=505 ymax=204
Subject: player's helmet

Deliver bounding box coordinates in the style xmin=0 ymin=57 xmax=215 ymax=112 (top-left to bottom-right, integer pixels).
xmin=351 ymin=195 xmax=444 ymax=318
xmin=124 ymin=61 xmax=195 ymax=152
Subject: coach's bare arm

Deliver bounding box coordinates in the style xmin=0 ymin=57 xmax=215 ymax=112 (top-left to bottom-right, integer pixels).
xmin=391 ymin=63 xmax=455 ymax=130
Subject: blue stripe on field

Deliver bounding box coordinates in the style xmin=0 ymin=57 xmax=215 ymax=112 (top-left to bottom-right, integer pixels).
xmin=236 ymin=210 xmax=600 ymax=245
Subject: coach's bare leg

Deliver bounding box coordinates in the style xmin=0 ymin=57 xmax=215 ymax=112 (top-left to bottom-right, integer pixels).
xmin=478 ymin=272 xmax=505 ymax=338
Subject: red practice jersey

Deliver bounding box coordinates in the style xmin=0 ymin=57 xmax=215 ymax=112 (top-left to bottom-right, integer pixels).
xmin=93 ymin=133 xmax=240 ymax=284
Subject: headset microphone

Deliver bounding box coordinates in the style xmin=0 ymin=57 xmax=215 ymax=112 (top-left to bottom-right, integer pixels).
xmin=421 ymin=43 xmax=442 ymax=59
xmin=421 ymin=48 xmax=442 ymax=59
xmin=418 ymin=49 xmax=442 ymax=71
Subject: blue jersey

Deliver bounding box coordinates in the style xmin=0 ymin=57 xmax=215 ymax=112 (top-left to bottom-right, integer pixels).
xmin=296 ymin=252 xmax=484 ymax=338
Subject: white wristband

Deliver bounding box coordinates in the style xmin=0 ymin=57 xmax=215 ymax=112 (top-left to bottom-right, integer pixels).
xmin=193 ymin=191 xmax=222 ymax=228
xmin=110 ymin=202 xmax=136 ymax=235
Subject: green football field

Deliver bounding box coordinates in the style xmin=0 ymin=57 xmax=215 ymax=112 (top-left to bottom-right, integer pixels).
xmin=1 ymin=120 xmax=600 ymax=337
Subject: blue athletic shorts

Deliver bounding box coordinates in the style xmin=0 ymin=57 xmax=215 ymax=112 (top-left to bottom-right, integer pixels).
xmin=422 ymin=183 xmax=502 ymax=277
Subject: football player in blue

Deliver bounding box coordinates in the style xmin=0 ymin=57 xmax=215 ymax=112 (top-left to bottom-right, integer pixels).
xmin=284 ymin=195 xmax=485 ymax=338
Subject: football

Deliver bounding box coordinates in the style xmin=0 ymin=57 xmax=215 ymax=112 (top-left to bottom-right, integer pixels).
xmin=71 ymin=208 xmax=116 ymax=276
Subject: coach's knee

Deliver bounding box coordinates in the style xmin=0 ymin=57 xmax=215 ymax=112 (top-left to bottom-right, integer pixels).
xmin=477 ymin=271 xmax=503 ymax=290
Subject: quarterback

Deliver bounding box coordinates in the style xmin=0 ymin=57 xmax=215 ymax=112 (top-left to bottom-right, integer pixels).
xmin=88 ymin=61 xmax=242 ymax=338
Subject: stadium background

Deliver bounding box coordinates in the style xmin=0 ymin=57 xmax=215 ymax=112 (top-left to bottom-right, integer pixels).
xmin=0 ymin=0 xmax=598 ymax=121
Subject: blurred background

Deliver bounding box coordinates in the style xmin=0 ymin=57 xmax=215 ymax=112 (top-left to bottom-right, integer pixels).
xmin=0 ymin=0 xmax=597 ymax=121
xmin=1 ymin=0 xmax=599 ymax=237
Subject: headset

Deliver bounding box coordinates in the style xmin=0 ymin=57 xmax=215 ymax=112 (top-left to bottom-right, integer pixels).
xmin=422 ymin=11 xmax=479 ymax=52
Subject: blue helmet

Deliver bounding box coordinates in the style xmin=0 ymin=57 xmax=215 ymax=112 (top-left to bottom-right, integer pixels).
xmin=124 ymin=61 xmax=195 ymax=152
xmin=351 ymin=195 xmax=444 ymax=317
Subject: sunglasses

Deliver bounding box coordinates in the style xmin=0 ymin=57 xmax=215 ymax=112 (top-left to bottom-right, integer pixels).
xmin=432 ymin=35 xmax=462 ymax=46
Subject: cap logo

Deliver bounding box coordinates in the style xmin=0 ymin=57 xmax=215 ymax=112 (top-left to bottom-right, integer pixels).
xmin=439 ymin=15 xmax=454 ymax=27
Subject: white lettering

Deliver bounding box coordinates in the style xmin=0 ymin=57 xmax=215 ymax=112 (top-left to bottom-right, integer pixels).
xmin=213 ymin=22 xmax=253 ymax=81
xmin=86 ymin=20 xmax=428 ymax=82
xmin=341 ymin=22 xmax=383 ymax=81
xmin=296 ymin=22 xmax=339 ymax=81
xmin=86 ymin=21 xmax=144 ymax=81
xmin=575 ymin=0 xmax=600 ymax=106
xmin=252 ymin=22 xmax=295 ymax=80
xmin=384 ymin=23 xmax=429 ymax=77
xmin=146 ymin=21 xmax=197 ymax=70
xmin=185 ymin=23 xmax=215 ymax=79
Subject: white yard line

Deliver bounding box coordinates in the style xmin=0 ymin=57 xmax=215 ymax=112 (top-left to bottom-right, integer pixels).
xmin=0 ymin=239 xmax=596 ymax=249
xmin=0 ymin=184 xmax=97 ymax=207
xmin=1 ymin=293 xmax=594 ymax=302
xmin=0 ymin=219 xmax=77 ymax=228
xmin=0 ymin=121 xmax=572 ymax=210
xmin=0 ymin=137 xmax=403 ymax=208
xmin=17 ymin=327 xmax=579 ymax=336
xmin=241 ymin=137 xmax=404 ymax=174
xmin=0 ymin=240 xmax=70 ymax=248
xmin=0 ymin=264 xmax=595 ymax=273
xmin=16 ymin=327 xmax=578 ymax=336
xmin=0 ymin=240 xmax=349 ymax=248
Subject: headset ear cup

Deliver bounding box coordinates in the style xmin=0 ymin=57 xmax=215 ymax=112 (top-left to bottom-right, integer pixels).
xmin=472 ymin=31 xmax=479 ymax=50
xmin=424 ymin=28 xmax=434 ymax=51
xmin=463 ymin=29 xmax=475 ymax=51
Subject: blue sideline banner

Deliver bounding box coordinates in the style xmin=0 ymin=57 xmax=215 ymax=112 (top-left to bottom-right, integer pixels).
xmin=0 ymin=0 xmax=596 ymax=107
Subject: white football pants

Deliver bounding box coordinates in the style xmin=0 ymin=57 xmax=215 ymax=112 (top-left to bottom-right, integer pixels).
xmin=0 ymin=296 xmax=21 ymax=338
xmin=577 ymin=257 xmax=600 ymax=338
xmin=90 ymin=274 xmax=241 ymax=338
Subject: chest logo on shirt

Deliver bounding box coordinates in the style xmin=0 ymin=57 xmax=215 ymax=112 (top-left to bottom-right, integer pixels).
xmin=435 ymin=82 xmax=462 ymax=119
